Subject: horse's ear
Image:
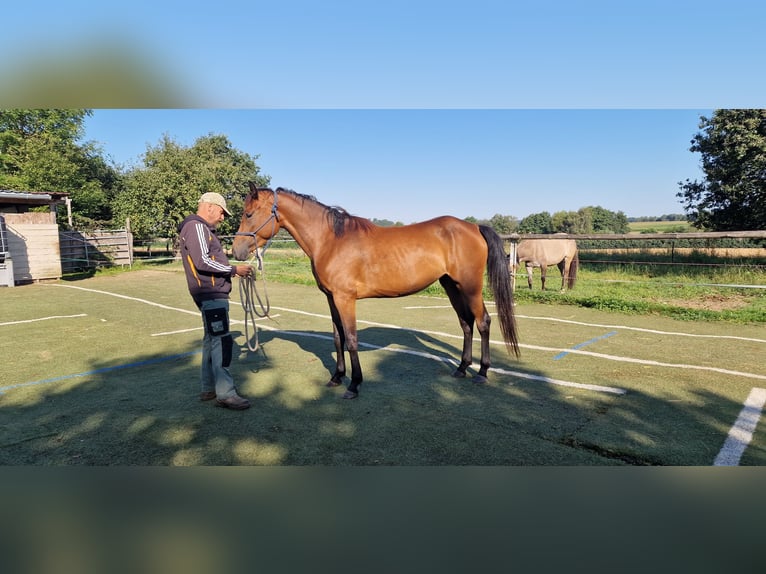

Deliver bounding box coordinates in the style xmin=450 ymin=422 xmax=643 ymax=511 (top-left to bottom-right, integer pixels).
xmin=247 ymin=181 xmax=258 ymax=197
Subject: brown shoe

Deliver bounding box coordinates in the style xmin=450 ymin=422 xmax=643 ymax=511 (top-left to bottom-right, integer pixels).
xmin=216 ymin=395 xmax=251 ymax=410
xmin=199 ymin=391 xmax=217 ymax=401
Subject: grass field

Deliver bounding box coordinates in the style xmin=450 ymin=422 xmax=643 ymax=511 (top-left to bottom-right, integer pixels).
xmin=628 ymin=220 xmax=694 ymax=233
xmin=2 ymin=262 xmax=764 ymax=466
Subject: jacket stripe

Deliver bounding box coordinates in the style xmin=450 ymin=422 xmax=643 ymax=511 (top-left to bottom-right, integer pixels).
xmin=193 ymin=222 xmax=231 ymax=274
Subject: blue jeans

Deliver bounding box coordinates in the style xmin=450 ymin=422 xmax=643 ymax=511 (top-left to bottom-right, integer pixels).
xmin=199 ymin=299 xmax=237 ymax=399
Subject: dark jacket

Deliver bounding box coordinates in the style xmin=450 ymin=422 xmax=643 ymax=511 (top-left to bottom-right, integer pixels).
xmin=178 ymin=214 xmax=234 ymax=306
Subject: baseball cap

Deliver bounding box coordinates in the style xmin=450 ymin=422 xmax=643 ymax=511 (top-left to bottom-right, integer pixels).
xmin=198 ymin=192 xmax=232 ymax=216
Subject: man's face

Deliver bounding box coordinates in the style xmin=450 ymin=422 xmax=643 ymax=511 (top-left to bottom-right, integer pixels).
xmin=201 ymin=202 xmax=226 ymax=228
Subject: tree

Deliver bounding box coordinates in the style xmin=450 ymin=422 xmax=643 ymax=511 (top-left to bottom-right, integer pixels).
xmin=114 ymin=133 xmax=269 ymax=240
xmin=518 ymin=211 xmax=553 ymax=234
xmin=551 ymin=210 xmax=585 ymax=234
xmin=581 ymin=205 xmax=629 ymax=233
xmin=677 ymin=109 xmax=766 ymax=230
xmin=488 ymin=213 xmax=518 ymax=235
xmin=0 ymin=109 xmax=119 ymax=227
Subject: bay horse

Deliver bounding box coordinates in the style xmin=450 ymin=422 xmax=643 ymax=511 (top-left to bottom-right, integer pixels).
xmin=232 ymin=183 xmax=520 ymax=399
xmin=514 ymin=238 xmax=578 ymax=291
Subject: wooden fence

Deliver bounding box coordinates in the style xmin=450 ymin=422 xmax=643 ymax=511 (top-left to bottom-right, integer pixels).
xmin=59 ymin=229 xmax=133 ymax=273
xmin=502 ymin=231 xmax=766 ymax=291
xmin=1 ymin=212 xmax=62 ymax=284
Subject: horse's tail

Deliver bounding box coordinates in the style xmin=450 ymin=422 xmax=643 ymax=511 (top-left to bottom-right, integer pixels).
xmin=479 ymin=225 xmax=520 ymax=358
xmin=568 ymin=250 xmax=579 ymax=289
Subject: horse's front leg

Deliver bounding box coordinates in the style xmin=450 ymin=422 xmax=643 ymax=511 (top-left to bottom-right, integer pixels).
xmin=334 ymin=297 xmax=363 ymax=399
xmin=326 ymin=296 xmax=346 ymax=388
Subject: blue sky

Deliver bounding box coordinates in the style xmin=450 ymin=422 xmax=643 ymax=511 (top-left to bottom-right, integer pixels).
xmin=84 ymin=109 xmax=709 ymax=222
xmin=2 ymin=1 xmax=764 ymax=108
xmin=4 ymin=1 xmax=763 ymax=221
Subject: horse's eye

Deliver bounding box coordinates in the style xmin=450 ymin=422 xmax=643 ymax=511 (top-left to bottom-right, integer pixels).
xmin=245 ymin=212 xmax=253 ymax=219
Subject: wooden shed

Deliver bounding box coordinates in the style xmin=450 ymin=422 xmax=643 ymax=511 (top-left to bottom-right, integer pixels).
xmin=0 ymin=190 xmax=70 ymax=285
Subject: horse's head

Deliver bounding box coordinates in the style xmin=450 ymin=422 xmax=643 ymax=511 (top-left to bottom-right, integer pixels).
xmin=232 ymin=182 xmax=281 ymax=261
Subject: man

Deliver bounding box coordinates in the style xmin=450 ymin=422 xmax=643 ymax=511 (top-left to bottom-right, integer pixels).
xmin=179 ymin=192 xmax=253 ymax=410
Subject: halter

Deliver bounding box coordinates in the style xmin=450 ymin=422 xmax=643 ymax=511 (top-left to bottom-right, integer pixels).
xmin=235 ymin=187 xmax=280 ymax=257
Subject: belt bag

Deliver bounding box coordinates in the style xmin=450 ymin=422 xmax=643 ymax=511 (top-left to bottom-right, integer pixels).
xmin=203 ymin=306 xmax=229 ymax=336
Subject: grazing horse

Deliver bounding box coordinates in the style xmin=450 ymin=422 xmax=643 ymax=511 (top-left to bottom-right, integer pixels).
xmin=232 ymin=183 xmax=520 ymax=399
xmin=515 ymin=238 xmax=579 ymax=291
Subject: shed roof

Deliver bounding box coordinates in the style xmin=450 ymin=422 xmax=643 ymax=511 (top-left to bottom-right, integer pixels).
xmin=0 ymin=190 xmax=69 ymax=206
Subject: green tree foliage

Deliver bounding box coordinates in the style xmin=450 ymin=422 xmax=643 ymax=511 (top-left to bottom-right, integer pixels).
xmin=468 ymin=206 xmax=627 ymax=235
xmin=0 ymin=109 xmax=119 ymax=227
xmin=551 ymin=210 xmax=583 ymax=233
xmin=548 ymin=207 xmax=628 ymax=234
xmin=468 ymin=213 xmax=518 ymax=234
xmin=677 ymin=109 xmax=766 ymax=230
xmin=371 ymin=218 xmax=403 ymax=227
xmin=582 ymin=205 xmax=629 ymax=233
xmin=518 ymin=211 xmax=553 ymax=233
xmin=488 ymin=213 xmax=518 ymax=234
xmin=114 ymin=134 xmax=269 ymax=240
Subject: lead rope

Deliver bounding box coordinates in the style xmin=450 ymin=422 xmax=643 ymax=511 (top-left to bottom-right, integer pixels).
xmin=236 ymin=187 xmax=280 ymax=352
xmin=239 ymin=249 xmax=271 ymax=352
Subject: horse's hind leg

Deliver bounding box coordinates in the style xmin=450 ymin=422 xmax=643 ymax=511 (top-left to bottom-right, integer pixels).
xmin=439 ymin=276 xmax=474 ymax=378
xmin=472 ymin=300 xmax=492 ymax=384
xmin=558 ymin=259 xmax=569 ymax=291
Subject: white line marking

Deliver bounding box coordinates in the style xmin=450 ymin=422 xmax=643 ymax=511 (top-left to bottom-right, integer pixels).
xmin=150 ymin=315 xmax=280 ymax=337
xmin=47 ymin=286 xmax=761 ymax=388
xmin=713 ymin=387 xmax=766 ymax=466
xmin=260 ymin=326 xmax=627 ymax=395
xmin=270 ymin=306 xmax=766 ymax=382
xmin=521 ymin=343 xmax=766 ymax=382
xmin=404 ymin=304 xmax=766 ymax=344
xmin=41 ymin=286 xmax=621 ymax=394
xmin=51 ymin=284 xmax=200 ymax=316
xmin=0 ymin=314 xmax=87 ymax=326
xmin=151 ymin=327 xmax=203 ymax=336
xmin=515 ymin=314 xmax=766 ymax=344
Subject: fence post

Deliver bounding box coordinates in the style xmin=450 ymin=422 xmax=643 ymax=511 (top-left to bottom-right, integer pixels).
xmin=508 ymin=238 xmax=518 ymax=292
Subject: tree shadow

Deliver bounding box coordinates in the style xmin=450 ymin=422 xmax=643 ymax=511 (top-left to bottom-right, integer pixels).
xmin=1 ymin=305 xmax=762 ymax=467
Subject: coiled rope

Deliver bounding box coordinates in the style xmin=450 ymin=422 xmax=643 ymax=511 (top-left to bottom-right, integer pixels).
xmin=235 ymin=189 xmax=280 ymax=352
xmin=239 ymin=249 xmax=271 ymax=352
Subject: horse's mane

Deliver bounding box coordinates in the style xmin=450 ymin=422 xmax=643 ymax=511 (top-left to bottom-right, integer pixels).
xmin=273 ymin=186 xmax=374 ymax=237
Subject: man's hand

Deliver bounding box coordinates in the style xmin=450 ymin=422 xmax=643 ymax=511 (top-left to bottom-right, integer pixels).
xmin=233 ymin=265 xmax=253 ymax=277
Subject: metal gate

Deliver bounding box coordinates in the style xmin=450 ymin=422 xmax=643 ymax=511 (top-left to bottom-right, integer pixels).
xmin=59 ymin=229 xmax=133 ymax=272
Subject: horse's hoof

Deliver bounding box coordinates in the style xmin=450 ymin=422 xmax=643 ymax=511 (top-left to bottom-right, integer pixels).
xmin=472 ymin=375 xmax=488 ymax=385
xmin=342 ymin=390 xmax=358 ymax=399
xmin=326 ymin=380 xmax=342 ymax=388
xmin=452 ymin=370 xmax=467 ymax=378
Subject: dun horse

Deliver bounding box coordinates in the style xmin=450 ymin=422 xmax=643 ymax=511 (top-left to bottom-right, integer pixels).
xmin=232 ymin=183 xmax=520 ymax=399
xmin=515 ymin=238 xmax=578 ymax=291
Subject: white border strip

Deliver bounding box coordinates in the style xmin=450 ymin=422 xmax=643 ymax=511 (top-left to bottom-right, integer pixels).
xmin=404 ymin=304 xmax=766 ymax=344
xmin=260 ymin=325 xmax=627 ymax=395
xmin=713 ymin=387 xmax=766 ymax=466
xmin=270 ymin=306 xmax=766 ymax=382
xmin=48 ymin=287 xmax=764 ymax=383
xmin=515 ymin=314 xmax=766 ymax=344
xmin=0 ymin=314 xmax=87 ymax=326
xmin=44 ymin=285 xmax=624 ymax=395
